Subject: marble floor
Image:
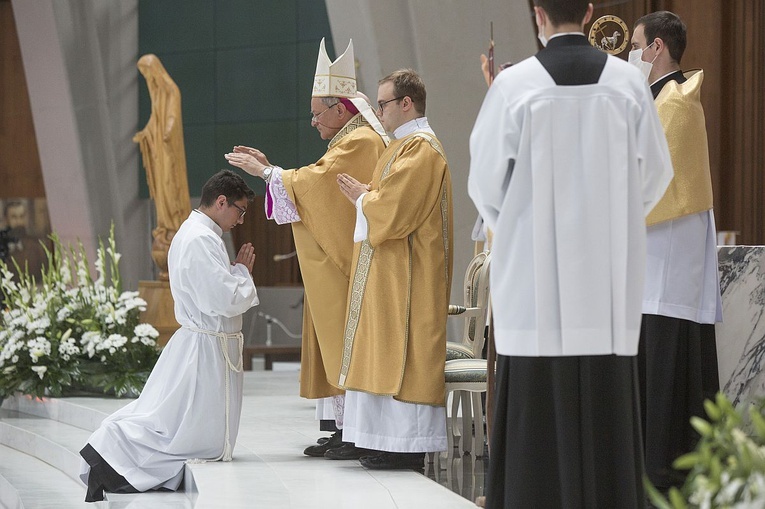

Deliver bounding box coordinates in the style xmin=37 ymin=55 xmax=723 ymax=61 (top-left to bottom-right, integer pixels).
xmin=0 ymin=369 xmax=483 ymax=508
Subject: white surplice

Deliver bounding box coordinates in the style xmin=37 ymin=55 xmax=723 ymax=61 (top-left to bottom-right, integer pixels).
xmin=341 ymin=117 xmax=447 ymax=454
xmin=469 ymin=52 xmax=674 ymax=358
xmin=643 ymin=205 xmax=722 ymax=325
xmin=80 ymin=210 xmax=259 ymax=492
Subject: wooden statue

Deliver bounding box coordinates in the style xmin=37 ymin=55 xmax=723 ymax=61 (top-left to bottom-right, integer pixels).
xmin=133 ymin=54 xmax=191 ymax=280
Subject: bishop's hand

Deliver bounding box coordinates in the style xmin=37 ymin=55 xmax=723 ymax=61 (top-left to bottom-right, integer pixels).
xmin=337 ymin=173 xmax=371 ymax=203
xmin=233 ymin=146 xmax=271 ymax=167
xmin=225 ymin=150 xmax=266 ymax=178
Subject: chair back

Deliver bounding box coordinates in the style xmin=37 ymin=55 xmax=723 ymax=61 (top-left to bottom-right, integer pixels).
xmin=457 ymin=251 xmax=492 ymax=359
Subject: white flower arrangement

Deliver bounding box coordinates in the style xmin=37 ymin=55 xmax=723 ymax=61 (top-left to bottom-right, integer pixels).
xmin=0 ymin=225 xmax=160 ymax=398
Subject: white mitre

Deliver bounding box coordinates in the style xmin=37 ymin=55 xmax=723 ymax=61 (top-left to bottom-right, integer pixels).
xmin=312 ymin=38 xmax=356 ymax=98
xmin=312 ymin=38 xmax=389 ymax=145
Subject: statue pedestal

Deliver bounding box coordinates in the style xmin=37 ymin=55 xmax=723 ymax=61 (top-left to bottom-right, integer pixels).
xmin=138 ymin=280 xmax=180 ymax=347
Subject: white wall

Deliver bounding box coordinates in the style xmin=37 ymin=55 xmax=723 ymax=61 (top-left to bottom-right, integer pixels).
xmin=12 ymin=0 xmax=151 ymax=289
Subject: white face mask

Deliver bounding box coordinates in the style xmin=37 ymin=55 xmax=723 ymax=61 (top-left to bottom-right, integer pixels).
xmin=628 ymin=42 xmax=656 ymax=81
xmin=535 ymin=10 xmax=547 ymax=48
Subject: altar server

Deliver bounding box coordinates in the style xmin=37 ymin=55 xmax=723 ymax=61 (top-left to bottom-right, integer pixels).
xmin=469 ymin=1 xmax=674 ymax=507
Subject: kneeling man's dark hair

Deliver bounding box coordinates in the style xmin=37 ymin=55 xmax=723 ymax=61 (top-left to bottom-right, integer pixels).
xmin=200 ymin=169 xmax=255 ymax=207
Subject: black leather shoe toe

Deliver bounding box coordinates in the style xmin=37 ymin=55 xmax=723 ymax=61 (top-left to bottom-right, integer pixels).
xmin=323 ymin=443 xmax=377 ymax=460
xmin=303 ymin=431 xmax=342 ymax=457
xmin=359 ymin=451 xmax=425 ymax=470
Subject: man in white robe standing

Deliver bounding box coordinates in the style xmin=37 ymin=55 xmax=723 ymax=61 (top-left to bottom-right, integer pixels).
xmin=469 ymin=1 xmax=674 ymax=507
xmin=79 ymin=169 xmax=259 ymax=502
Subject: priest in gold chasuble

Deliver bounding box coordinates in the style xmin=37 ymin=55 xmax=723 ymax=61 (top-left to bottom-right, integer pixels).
xmin=336 ymin=69 xmax=452 ymax=470
xmin=226 ymin=39 xmax=388 ymax=458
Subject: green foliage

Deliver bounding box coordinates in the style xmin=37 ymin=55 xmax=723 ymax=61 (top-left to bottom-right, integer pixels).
xmin=646 ymin=393 xmax=765 ymax=508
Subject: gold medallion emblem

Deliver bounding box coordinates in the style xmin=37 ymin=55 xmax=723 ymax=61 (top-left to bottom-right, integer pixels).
xmin=588 ymin=15 xmax=629 ymax=55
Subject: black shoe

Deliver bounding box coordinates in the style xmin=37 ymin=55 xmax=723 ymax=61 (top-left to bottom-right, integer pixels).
xmin=304 ymin=430 xmax=343 ymax=457
xmin=323 ymin=443 xmax=377 ymax=460
xmin=359 ymin=451 xmax=425 ymax=470
xmin=316 ymin=436 xmax=330 ymax=445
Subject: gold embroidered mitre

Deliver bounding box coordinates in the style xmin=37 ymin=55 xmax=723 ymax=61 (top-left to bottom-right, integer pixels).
xmin=312 ymin=38 xmax=356 ymax=98
xmin=646 ymin=70 xmax=713 ymax=226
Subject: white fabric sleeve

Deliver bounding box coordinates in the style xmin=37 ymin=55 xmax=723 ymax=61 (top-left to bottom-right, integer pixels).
xmin=353 ymin=192 xmax=369 ymax=242
xmin=468 ymin=75 xmax=519 ymax=232
xmin=181 ymin=235 xmax=259 ymax=318
xmin=264 ymin=167 xmax=301 ymax=224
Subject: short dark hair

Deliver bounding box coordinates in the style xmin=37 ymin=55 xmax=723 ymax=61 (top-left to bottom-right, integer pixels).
xmin=635 ymin=11 xmax=687 ymax=64
xmin=199 ymin=169 xmax=255 ymax=208
xmin=378 ymin=69 xmax=427 ymax=115
xmin=533 ymin=0 xmax=589 ymax=26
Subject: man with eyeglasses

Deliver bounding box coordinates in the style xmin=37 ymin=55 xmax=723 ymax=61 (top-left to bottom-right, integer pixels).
xmin=225 ymin=39 xmax=388 ymax=460
xmin=469 ymin=1 xmax=675 ymax=507
xmin=630 ymin=11 xmax=721 ymax=493
xmin=80 ymin=170 xmax=259 ymax=501
xmin=335 ymin=68 xmax=453 ymax=470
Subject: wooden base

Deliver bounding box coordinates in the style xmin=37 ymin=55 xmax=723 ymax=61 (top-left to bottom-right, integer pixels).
xmin=138 ymin=280 xmax=180 ymax=347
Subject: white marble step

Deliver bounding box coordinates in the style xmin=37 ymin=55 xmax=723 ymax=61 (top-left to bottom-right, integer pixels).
xmin=0 ymin=373 xmax=478 ymax=508
xmin=0 ymin=443 xmax=89 ymax=509
xmin=0 ymin=407 xmax=91 ymax=484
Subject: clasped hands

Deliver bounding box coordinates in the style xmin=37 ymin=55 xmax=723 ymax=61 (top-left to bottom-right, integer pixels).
xmin=337 ymin=173 xmax=371 ymax=203
xmin=225 ymin=146 xmax=271 ymax=178
xmin=233 ymin=242 xmax=256 ymax=274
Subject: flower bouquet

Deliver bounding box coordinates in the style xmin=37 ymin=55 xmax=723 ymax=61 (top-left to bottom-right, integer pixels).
xmin=0 ymin=226 xmax=160 ymax=398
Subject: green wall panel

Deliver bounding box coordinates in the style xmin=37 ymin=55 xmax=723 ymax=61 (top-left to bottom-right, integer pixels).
xmin=216 ymin=45 xmax=298 ymax=123
xmin=214 ymin=1 xmax=297 ymax=48
xmin=137 ymin=0 xmax=332 ymax=198
xmin=138 ymin=0 xmax=215 ymax=53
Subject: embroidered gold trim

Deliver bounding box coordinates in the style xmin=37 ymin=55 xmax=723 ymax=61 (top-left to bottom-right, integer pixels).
xmin=328 ymin=113 xmax=368 ymax=150
xmin=339 ymin=239 xmax=374 ymax=385
xmin=338 ymin=131 xmax=451 ymax=390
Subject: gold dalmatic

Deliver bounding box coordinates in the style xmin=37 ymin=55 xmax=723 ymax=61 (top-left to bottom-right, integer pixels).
xmin=647 ymin=70 xmax=714 ymax=226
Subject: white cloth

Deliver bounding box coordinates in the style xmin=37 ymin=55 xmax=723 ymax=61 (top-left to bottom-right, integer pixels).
xmin=643 ymin=209 xmax=722 ymax=323
xmin=315 ymin=397 xmax=336 ymax=420
xmin=352 ymin=117 xmax=435 ymax=242
xmin=314 ymin=395 xmax=345 ymax=428
xmin=264 ymin=167 xmax=301 ymax=224
xmin=468 ymin=52 xmax=673 ymax=357
xmin=79 ymin=210 xmax=259 ymax=492
xmin=342 ymin=391 xmax=446 ymax=453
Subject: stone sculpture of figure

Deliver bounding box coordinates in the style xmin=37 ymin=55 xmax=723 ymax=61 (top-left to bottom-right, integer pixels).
xmin=133 ymin=54 xmax=192 ymax=280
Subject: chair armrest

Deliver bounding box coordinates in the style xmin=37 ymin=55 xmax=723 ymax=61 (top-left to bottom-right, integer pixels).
xmin=448 ymin=305 xmax=483 ymax=317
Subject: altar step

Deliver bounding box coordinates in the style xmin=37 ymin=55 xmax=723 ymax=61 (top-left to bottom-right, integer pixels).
xmin=0 ymin=396 xmax=194 ymax=508
xmin=0 ymin=372 xmax=476 ymax=508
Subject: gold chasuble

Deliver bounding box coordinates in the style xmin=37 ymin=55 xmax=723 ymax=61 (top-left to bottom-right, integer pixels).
xmin=646 ymin=70 xmax=713 ymax=226
xmin=282 ymin=115 xmax=386 ymax=399
xmin=340 ymin=132 xmax=454 ymax=406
